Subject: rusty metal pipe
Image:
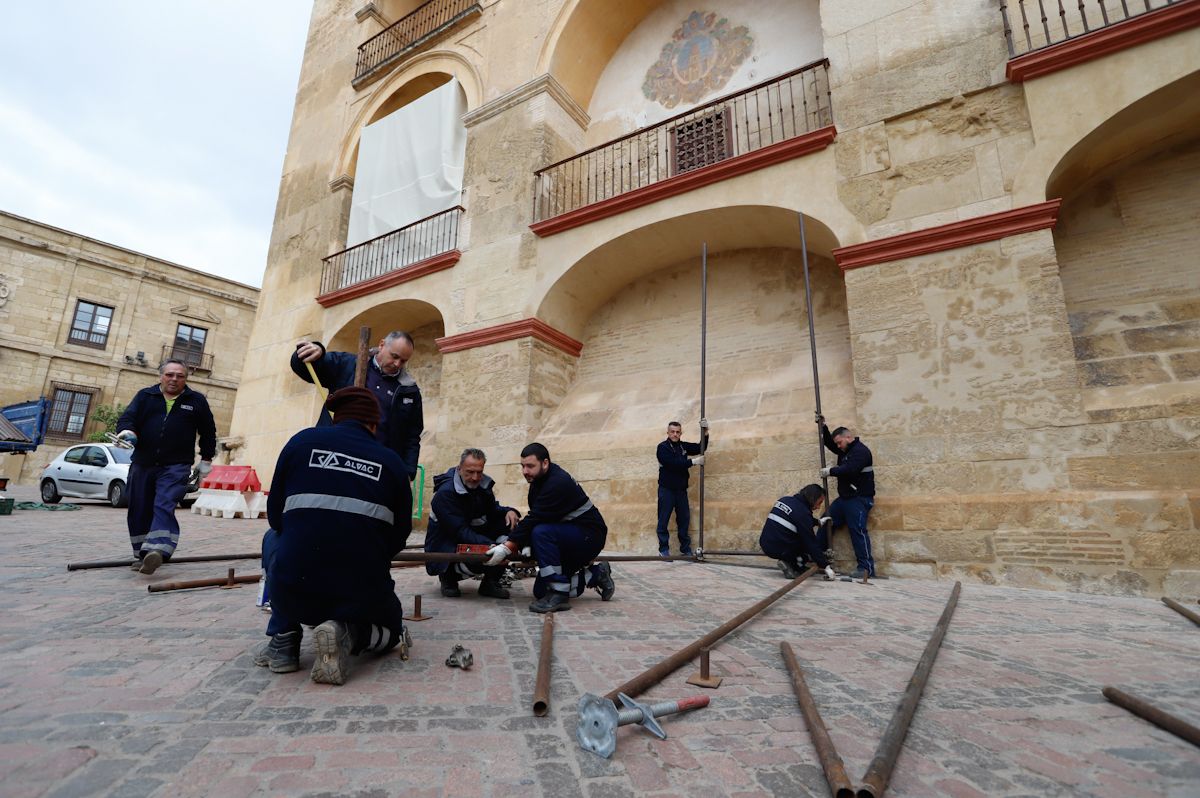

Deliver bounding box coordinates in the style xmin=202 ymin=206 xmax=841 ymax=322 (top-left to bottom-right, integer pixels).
xmin=533 ymin=613 xmax=555 ymax=716
xmin=148 ymin=573 xmax=262 ymax=593
xmin=1102 ymin=686 xmax=1200 ymax=749
xmin=857 ymin=581 xmax=962 ymax=798
xmin=781 ymin=642 xmax=855 ymax=798
xmin=68 ymin=552 xmax=262 ymax=571
xmin=698 ymin=549 xmax=764 ymax=557
xmin=354 ymin=325 xmax=371 ymax=387
xmin=1162 ymin=597 xmax=1200 ymax=627
xmin=605 ymin=567 xmax=816 ymax=702
xmin=699 ymin=559 xmax=777 ymax=571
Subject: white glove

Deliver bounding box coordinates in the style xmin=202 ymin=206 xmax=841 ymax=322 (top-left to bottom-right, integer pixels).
xmin=819 ymin=516 xmax=832 ymax=527
xmin=197 ymin=461 xmax=213 ymax=478
xmin=699 ymin=418 xmax=709 ymax=429
xmin=690 ymin=455 xmax=705 ymax=467
xmin=819 ymin=467 xmax=832 ymax=478
xmin=520 ymin=546 xmax=532 ymax=559
xmin=116 ymin=430 xmax=138 ymax=446
xmin=484 ymin=543 xmax=511 ymax=566
xmin=824 ymin=565 xmax=835 ymax=580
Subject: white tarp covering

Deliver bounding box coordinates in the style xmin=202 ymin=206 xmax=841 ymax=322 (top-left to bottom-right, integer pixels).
xmin=347 ymin=78 xmax=467 ymax=247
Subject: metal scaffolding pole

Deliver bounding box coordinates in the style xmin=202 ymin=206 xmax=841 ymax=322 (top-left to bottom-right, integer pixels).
xmin=698 ymin=241 xmax=708 ymax=553
xmin=800 ymin=213 xmax=829 ymax=498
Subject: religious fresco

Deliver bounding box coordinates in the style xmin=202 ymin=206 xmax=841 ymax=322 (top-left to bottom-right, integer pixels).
xmin=642 ymin=11 xmax=754 ymax=110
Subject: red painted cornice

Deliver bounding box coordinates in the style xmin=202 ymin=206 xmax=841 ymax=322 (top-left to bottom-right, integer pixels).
xmin=316 ymin=250 xmax=460 ymax=308
xmin=1007 ymin=2 xmax=1200 ymax=82
xmin=436 ymin=318 xmax=584 ymax=357
xmin=530 ymin=125 xmax=837 ymax=237
xmin=833 ymin=199 xmax=1062 ymax=271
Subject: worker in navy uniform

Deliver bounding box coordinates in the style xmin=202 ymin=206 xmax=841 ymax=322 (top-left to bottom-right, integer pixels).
xmin=484 ymin=442 xmax=615 ymax=613
xmin=116 ymin=358 xmax=216 ymax=575
xmin=255 ymin=387 xmax=412 ymax=685
xmin=759 ymin=483 xmax=836 ymax=580
xmin=291 ymin=331 xmax=422 ymax=480
xmin=654 ymin=418 xmax=710 ymax=557
xmin=817 ymin=415 xmax=876 ymax=579
xmin=425 ymin=447 xmax=521 ymax=599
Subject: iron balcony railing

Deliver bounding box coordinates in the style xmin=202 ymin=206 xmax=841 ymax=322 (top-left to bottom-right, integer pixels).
xmin=320 ymin=206 xmax=463 ymax=296
xmin=1001 ymin=0 xmax=1181 ymax=57
xmin=533 ymin=61 xmax=832 ymax=223
xmin=355 ymin=0 xmax=482 ymax=83
xmin=161 ymin=345 xmax=213 ymax=373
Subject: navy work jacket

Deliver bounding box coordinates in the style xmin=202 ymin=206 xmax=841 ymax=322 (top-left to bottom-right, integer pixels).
xmin=117 ymin=384 xmax=217 ymax=466
xmin=822 ymin=426 xmax=875 ymax=499
xmin=656 ymin=431 xmax=708 ymax=490
xmin=424 ymin=466 xmax=518 ymax=575
xmin=509 ymin=462 xmax=606 ymax=548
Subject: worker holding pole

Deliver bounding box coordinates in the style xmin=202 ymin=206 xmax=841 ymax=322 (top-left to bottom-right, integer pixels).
xmin=654 ymin=419 xmax=709 ymax=557
xmin=817 ymin=417 xmax=876 ymax=579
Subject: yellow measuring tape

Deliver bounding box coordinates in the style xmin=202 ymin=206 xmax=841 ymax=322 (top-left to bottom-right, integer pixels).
xmin=304 ymin=361 xmax=328 ymax=400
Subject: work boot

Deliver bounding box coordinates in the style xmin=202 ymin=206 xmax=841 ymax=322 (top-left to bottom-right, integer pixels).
xmin=139 ymin=550 xmax=163 ymax=575
xmin=658 ymin=549 xmax=670 ymax=558
xmin=253 ymin=630 xmax=301 ymax=673
xmin=845 ymin=568 xmax=868 ymax=580
xmin=477 ymin=577 xmax=510 ymax=599
xmin=311 ymin=620 xmax=353 ymax=685
xmin=130 ymin=558 xmax=143 ymax=570
xmin=778 ymin=559 xmax=802 ymax=579
xmin=529 ymin=592 xmax=571 ymax=613
xmin=591 ymin=562 xmax=615 ymax=601
xmin=439 ymin=575 xmax=461 ymax=598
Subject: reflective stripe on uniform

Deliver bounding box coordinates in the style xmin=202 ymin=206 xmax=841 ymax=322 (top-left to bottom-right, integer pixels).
xmin=539 ymin=565 xmax=562 ymax=577
xmin=767 ymin=513 xmax=798 ymax=533
xmin=470 ymin=516 xmax=486 ymax=527
xmin=283 ymin=493 xmax=394 ymax=524
xmin=563 ymin=500 xmax=593 ymax=520
xmin=861 ymin=466 xmax=874 ymax=472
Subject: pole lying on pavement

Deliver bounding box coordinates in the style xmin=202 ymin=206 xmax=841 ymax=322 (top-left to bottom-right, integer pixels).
xmin=857 ymin=581 xmax=962 ymax=798
xmin=148 ymin=573 xmax=262 ymax=593
xmin=1102 ymin=687 xmax=1200 ymax=749
xmin=781 ymin=642 xmax=855 ymax=798
xmin=68 ymin=552 xmax=263 ymax=571
xmin=533 ymin=614 xmax=555 ymax=716
xmin=1162 ymin=597 xmax=1200 ymax=627
xmin=605 ymin=567 xmax=816 ymax=702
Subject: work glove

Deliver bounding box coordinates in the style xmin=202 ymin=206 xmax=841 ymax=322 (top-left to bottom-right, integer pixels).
xmin=699 ymin=417 xmax=709 ymax=429
xmin=689 ymin=455 xmax=705 ymax=467
xmin=824 ymin=565 xmax=836 ymax=581
xmin=116 ymin=430 xmax=138 ymax=447
xmin=520 ymin=546 xmax=532 ymax=559
xmin=819 ymin=466 xmax=832 ymax=478
xmin=196 ymin=461 xmax=213 ymax=478
xmin=814 ymin=412 xmax=824 ymax=425
xmin=819 ymin=516 xmax=832 ymax=528
xmin=484 ymin=543 xmax=511 ymax=567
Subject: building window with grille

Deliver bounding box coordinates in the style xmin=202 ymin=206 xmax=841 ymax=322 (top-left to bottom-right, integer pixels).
xmin=68 ymin=300 xmax=115 ymax=349
xmin=47 ymin=385 xmax=97 ymax=439
xmin=669 ymin=106 xmax=733 ymax=176
xmin=172 ymin=323 xmax=208 ymax=367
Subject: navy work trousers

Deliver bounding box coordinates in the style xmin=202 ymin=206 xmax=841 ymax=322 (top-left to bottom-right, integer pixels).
xmin=826 ymin=495 xmax=875 ymax=576
xmin=655 ymin=486 xmax=692 ymax=554
xmin=126 ymin=463 xmax=191 ymax=560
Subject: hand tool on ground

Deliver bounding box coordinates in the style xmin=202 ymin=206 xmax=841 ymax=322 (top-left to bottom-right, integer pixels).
xmin=445 ymin=644 xmax=473 ymax=669
xmin=576 ymin=692 xmax=709 ymax=758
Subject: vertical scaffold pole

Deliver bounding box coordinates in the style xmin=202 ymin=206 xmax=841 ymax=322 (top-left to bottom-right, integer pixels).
xmin=799 ymin=214 xmax=829 ymax=497
xmin=698 ymin=242 xmax=708 ymax=554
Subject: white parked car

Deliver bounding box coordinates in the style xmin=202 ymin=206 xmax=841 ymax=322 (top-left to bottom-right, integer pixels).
xmin=39 ymin=443 xmax=199 ymax=508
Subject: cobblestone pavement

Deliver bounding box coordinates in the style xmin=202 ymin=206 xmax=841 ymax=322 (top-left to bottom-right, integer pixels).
xmin=1 ymin=484 xmax=1198 ymax=797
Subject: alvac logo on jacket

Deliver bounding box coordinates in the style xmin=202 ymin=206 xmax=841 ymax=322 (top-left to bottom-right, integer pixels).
xmin=309 ymin=449 xmax=383 ymax=481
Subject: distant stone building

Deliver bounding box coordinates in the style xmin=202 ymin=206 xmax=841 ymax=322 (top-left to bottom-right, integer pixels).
xmin=0 ymin=210 xmax=259 ymax=483
xmin=230 ymin=0 xmax=1200 ymax=597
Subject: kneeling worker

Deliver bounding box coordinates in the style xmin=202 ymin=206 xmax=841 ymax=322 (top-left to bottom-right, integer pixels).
xmin=425 ymin=447 xmax=521 ymax=598
xmin=256 ymin=387 xmax=413 ymax=685
xmin=484 ymin=443 xmax=615 ymax=613
xmin=759 ymin=483 xmax=835 ymax=581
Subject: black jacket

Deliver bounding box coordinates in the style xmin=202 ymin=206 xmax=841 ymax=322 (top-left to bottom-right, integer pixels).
xmin=424 ymin=466 xmax=518 ymax=575
xmin=759 ymin=493 xmax=828 ymax=568
xmin=822 ymin=425 xmax=875 ymax=499
xmin=117 ymin=385 xmax=216 ymax=466
xmin=290 ymin=341 xmax=423 ymax=478
xmin=656 ymin=430 xmax=709 ymax=490
xmin=509 ymin=462 xmax=606 ymax=548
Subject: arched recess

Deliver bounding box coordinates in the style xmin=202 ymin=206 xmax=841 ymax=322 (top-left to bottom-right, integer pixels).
xmin=1052 ymin=75 xmax=1200 ymax=420
xmin=334 ymin=50 xmax=484 ymax=181
xmin=533 ymin=206 xmax=851 ymax=552
xmin=327 ymin=299 xmax=448 ymax=482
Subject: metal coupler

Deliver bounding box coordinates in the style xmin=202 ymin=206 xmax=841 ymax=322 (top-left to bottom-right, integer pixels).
xmin=445 ymin=644 xmax=473 ymax=669
xmin=576 ymin=692 xmax=710 ymax=758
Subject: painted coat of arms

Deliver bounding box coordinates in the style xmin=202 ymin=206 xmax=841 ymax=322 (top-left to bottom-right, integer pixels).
xmin=642 ymin=11 xmax=753 ymax=109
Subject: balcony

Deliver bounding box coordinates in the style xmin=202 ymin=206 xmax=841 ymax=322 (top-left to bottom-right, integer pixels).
xmin=531 ymin=61 xmax=835 ymax=235
xmin=354 ymin=0 xmax=482 ymax=88
xmin=161 ymin=345 xmax=213 ymax=373
xmin=318 ymin=206 xmax=463 ymax=307
xmin=1002 ymin=0 xmax=1198 ymax=80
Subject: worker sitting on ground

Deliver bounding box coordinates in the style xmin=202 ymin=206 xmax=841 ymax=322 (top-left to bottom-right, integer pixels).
xmin=255 ymin=386 xmax=412 ymax=685
xmin=759 ymin=483 xmax=836 ymax=581
xmin=425 ymin=447 xmax=521 ymax=599
xmin=485 ymin=442 xmax=615 ymax=613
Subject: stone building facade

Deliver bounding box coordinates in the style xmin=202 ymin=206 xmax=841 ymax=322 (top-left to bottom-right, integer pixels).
xmin=0 ymin=211 xmax=259 ymax=483
xmin=229 ymin=0 xmax=1200 ymax=597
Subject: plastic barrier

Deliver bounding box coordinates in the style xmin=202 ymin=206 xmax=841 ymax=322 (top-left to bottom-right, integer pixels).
xmin=201 ymin=466 xmax=262 ymax=493
xmin=191 ymin=488 xmax=250 ymax=519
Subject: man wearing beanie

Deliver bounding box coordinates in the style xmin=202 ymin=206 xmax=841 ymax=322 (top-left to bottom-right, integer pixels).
xmin=255 ymin=386 xmax=413 ymax=685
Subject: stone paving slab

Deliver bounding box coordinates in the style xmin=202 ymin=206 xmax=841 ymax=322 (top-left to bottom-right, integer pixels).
xmin=0 ymin=484 xmax=1198 ymax=797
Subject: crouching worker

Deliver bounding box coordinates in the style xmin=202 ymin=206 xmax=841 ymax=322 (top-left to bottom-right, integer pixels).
xmin=485 ymin=443 xmax=615 ymax=613
xmin=425 ymin=448 xmax=521 ymax=598
xmin=759 ymin=484 xmax=836 ymax=581
xmin=255 ymin=387 xmax=413 ymax=685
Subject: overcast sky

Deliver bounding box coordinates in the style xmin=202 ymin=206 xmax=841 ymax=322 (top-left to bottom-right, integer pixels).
xmin=0 ymin=2 xmax=314 ymax=288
